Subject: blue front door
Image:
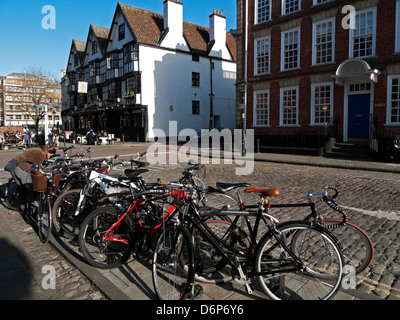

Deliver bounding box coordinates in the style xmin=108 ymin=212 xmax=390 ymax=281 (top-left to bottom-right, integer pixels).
xmin=348 ymin=94 xmax=370 ymax=140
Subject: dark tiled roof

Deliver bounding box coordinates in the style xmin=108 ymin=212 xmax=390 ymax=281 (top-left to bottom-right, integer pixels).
xmin=91 ymin=25 xmax=110 ymax=55
xmin=118 ymin=3 xmax=236 ymax=60
xmin=73 ymin=40 xmax=86 ymax=63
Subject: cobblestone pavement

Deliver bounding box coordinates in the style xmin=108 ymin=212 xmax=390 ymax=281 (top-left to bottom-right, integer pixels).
xmin=1 ymin=144 xmax=400 ymax=300
xmin=0 ymin=174 xmax=107 ymax=300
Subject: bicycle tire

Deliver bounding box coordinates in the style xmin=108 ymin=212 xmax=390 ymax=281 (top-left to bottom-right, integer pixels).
xmin=323 ymin=219 xmax=374 ymax=275
xmin=152 ymin=224 xmax=194 ymax=300
xmin=78 ymin=206 xmax=133 ymax=269
xmin=4 ymin=178 xmax=20 ymax=211
xmin=255 ymin=221 xmax=343 ymax=300
xmin=52 ymin=189 xmax=89 ymax=239
xmin=37 ymin=193 xmax=52 ymax=244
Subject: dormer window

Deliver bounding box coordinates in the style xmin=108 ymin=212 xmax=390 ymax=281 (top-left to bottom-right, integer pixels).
xmin=119 ymin=24 xmax=125 ymax=41
xmin=92 ymin=40 xmax=98 ymax=55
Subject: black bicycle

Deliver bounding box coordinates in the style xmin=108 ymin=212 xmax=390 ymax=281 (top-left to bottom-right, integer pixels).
xmin=152 ymin=182 xmax=344 ymax=300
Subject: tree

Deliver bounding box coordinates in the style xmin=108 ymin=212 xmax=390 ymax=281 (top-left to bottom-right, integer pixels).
xmin=16 ymin=66 xmax=60 ymax=132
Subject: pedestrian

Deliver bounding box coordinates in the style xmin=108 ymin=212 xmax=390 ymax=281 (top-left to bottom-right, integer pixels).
xmin=87 ymin=129 xmax=96 ymax=145
xmin=36 ymin=131 xmax=45 ymax=147
xmin=5 ymin=146 xmax=56 ymax=217
xmin=23 ymin=132 xmax=31 ymax=148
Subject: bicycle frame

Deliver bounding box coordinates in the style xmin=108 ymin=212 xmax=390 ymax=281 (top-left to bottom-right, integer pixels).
xmin=179 ymin=195 xmax=306 ymax=294
xmin=102 ymin=189 xmax=188 ymax=244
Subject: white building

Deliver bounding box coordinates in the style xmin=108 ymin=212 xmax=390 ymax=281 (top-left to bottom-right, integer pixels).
xmin=62 ymin=0 xmax=237 ymax=141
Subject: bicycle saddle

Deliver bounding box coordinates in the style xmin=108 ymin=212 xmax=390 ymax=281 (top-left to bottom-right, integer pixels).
xmin=244 ymin=188 xmax=280 ymax=197
xmin=119 ymin=169 xmax=149 ymax=182
xmin=131 ymin=160 xmax=150 ymax=168
xmin=216 ymin=182 xmax=250 ymax=192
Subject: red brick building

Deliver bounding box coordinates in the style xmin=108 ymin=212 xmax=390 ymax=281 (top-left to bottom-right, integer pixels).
xmin=237 ymin=0 xmax=400 ymax=157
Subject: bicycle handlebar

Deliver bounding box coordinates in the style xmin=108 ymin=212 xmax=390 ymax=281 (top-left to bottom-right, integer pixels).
xmin=307 ymin=185 xmax=347 ymax=228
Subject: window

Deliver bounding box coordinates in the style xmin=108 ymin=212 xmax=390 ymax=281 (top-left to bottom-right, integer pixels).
xmin=90 ymin=62 xmax=99 ymax=77
xmin=192 ymin=101 xmax=200 ymax=115
xmin=74 ymin=54 xmax=78 ymax=67
xmin=280 ymin=86 xmax=298 ymax=126
xmin=192 ymin=54 xmax=200 ymax=62
xmin=107 ymin=53 xmax=119 ymax=69
xmin=281 ymin=28 xmax=300 ymax=71
xmin=256 ymin=0 xmax=271 ymax=24
xmin=311 ymin=83 xmax=333 ymax=125
xmin=126 ymin=75 xmax=141 ymax=95
xmin=387 ymin=75 xmax=400 ymax=124
xmin=313 ymin=0 xmax=333 ymax=4
xmin=282 ymin=0 xmax=300 ymax=15
xmin=192 ymin=72 xmax=200 ymax=87
xmin=313 ymin=18 xmax=335 ymax=65
xmin=108 ymin=82 xmax=116 ymax=99
xmin=396 ymin=1 xmax=400 ymax=52
xmin=124 ymin=44 xmax=138 ymax=64
xmin=119 ymin=24 xmax=125 ymax=41
xmin=350 ymin=8 xmax=376 ymax=58
xmin=253 ymin=90 xmax=269 ymax=126
xmin=255 ymin=36 xmax=270 ymax=75
xmin=92 ymin=40 xmax=98 ymax=55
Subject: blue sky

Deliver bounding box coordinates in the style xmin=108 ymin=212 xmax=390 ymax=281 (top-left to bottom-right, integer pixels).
xmin=0 ymin=0 xmax=236 ymax=80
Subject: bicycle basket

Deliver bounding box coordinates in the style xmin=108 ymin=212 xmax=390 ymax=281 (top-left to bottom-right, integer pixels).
xmin=32 ymin=171 xmax=48 ymax=192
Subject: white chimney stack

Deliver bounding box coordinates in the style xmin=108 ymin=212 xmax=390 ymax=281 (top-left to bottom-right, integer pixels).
xmin=163 ymin=0 xmax=183 ymax=36
xmin=209 ymin=9 xmax=226 ymax=44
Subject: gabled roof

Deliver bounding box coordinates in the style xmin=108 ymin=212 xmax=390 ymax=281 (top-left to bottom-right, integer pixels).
xmin=88 ymin=25 xmax=110 ymax=56
xmin=66 ymin=40 xmax=86 ymax=72
xmin=117 ymin=2 xmax=236 ymax=60
xmin=73 ymin=40 xmax=86 ymax=62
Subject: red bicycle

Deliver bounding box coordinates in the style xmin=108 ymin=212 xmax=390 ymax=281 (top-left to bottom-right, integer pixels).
xmin=78 ymin=187 xmax=189 ymax=269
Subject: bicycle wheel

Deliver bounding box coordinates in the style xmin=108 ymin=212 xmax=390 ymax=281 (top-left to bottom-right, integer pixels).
xmin=4 ymin=178 xmax=20 ymax=211
xmin=153 ymin=224 xmax=194 ymax=300
xmin=37 ymin=193 xmax=52 ymax=244
xmin=255 ymin=221 xmax=343 ymax=300
xmin=79 ymin=207 xmax=132 ymax=269
xmin=192 ymin=218 xmax=250 ymax=284
xmin=52 ymin=189 xmax=89 ymax=239
xmin=323 ymin=219 xmax=374 ymax=275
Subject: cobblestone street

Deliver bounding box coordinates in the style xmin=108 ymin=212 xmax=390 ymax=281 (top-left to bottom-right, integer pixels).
xmin=144 ymin=159 xmax=400 ymax=300
xmin=1 ymin=144 xmax=400 ymax=300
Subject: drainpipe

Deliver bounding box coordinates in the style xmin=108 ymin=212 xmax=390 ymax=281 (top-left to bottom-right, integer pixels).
xmin=242 ymin=0 xmax=248 ymax=156
xmin=209 ymin=57 xmax=214 ymax=129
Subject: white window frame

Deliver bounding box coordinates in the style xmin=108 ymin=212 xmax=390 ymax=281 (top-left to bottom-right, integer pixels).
xmin=255 ymin=0 xmax=271 ymax=24
xmin=280 ymin=86 xmax=299 ymax=126
xmin=387 ymin=75 xmax=400 ymax=125
xmin=312 ymin=17 xmax=335 ymax=65
xmin=281 ymin=27 xmax=300 ymax=71
xmin=313 ymin=0 xmax=333 ymax=5
xmin=253 ymin=90 xmax=270 ymax=127
xmin=311 ymin=82 xmax=334 ymax=125
xmin=254 ymin=35 xmax=271 ymax=75
xmin=282 ymin=0 xmax=301 ymax=15
xmin=349 ymin=7 xmax=377 ymax=58
xmin=396 ymin=0 xmax=400 ymax=53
